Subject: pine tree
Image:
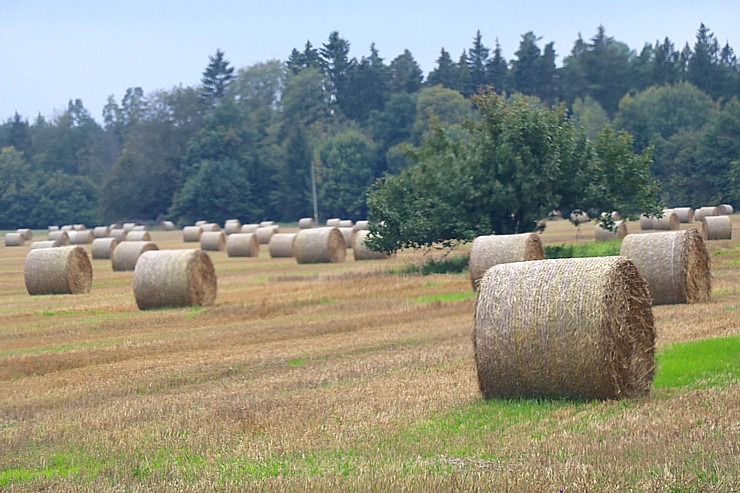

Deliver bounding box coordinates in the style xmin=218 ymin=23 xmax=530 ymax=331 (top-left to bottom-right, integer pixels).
xmin=427 ymin=48 xmax=457 ymax=90
xmin=467 ymin=31 xmax=490 ymax=95
xmin=486 ymin=39 xmax=509 ymax=94
xmin=200 ymin=49 xmax=235 ymax=108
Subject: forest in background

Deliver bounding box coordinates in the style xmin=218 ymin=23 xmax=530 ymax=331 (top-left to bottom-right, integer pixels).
xmin=0 ymin=23 xmax=738 ymax=229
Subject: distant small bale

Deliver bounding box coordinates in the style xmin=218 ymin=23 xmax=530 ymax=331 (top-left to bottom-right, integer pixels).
xmin=68 ymin=230 xmax=94 ymax=245
xmin=72 ymin=224 xmax=86 ymax=231
xmin=224 ymin=219 xmax=242 ymax=235
xmin=474 ymin=256 xmax=655 ymax=400
xmin=195 ymin=220 xmax=208 ymax=226
xmin=61 ymin=225 xmax=74 ymax=232
xmin=93 ymin=226 xmax=110 ymax=238
xmin=24 ymin=246 xmax=93 ymax=295
xmin=182 ymin=226 xmax=202 ymax=242
xmin=298 ymin=217 xmax=316 ymax=229
xmin=255 ymin=225 xmax=279 ymax=244
xmin=17 ymin=229 xmax=33 ymax=241
xmin=48 ymin=225 xmax=60 ymax=232
xmin=569 ymin=211 xmax=589 ymax=224
xmin=325 ymin=218 xmax=341 ymax=227
xmin=294 ymin=227 xmax=346 ymax=264
xmin=694 ymin=206 xmax=719 ymax=222
xmin=611 ymin=211 xmax=621 ymax=221
xmin=354 ymin=220 xmax=369 ymax=231
xmin=226 ymin=233 xmax=260 ymax=257
xmin=620 ymin=228 xmax=711 ymax=305
xmin=639 ymin=214 xmax=654 ymax=230
xmin=30 ymin=240 xmax=60 ymax=250
xmin=469 ymin=233 xmax=545 ymax=290
xmin=5 ymin=233 xmax=25 ymax=247
xmin=91 ymin=237 xmax=120 ymax=260
xmin=110 ymin=228 xmax=128 ymax=241
xmin=337 ymin=227 xmax=355 ymax=248
xmin=671 ymin=207 xmax=694 ymax=223
xmin=160 ymin=220 xmax=176 ymax=231
xmin=241 ymin=223 xmax=259 ymax=233
xmin=718 ymin=204 xmax=734 ymax=215
xmin=259 ymin=220 xmax=275 ymax=227
xmin=338 ymin=220 xmax=354 ymax=228
xmin=352 ymin=230 xmax=389 ymax=261
xmin=111 ymin=241 xmax=159 ymax=271
xmin=48 ymin=230 xmax=70 ymax=245
xmin=122 ymin=222 xmax=136 ymax=232
xmin=652 ymin=212 xmax=680 ymax=231
xmin=595 ymin=220 xmax=628 ymax=241
xmin=702 ymin=215 xmax=732 ymax=241
xmin=268 ymin=233 xmax=297 ymax=258
xmin=200 ymin=223 xmax=221 ymax=232
xmin=125 ymin=230 xmax=151 ymax=241
xmin=133 ymin=249 xmax=217 ymax=310
xmin=200 ymin=231 xmax=227 ymax=251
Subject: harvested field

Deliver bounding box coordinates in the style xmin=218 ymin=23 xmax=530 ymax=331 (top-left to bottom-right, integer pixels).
xmin=0 ymin=218 xmax=738 ymax=491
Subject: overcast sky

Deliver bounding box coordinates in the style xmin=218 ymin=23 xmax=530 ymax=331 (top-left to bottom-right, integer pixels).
xmin=2 ymin=0 xmax=737 ymax=123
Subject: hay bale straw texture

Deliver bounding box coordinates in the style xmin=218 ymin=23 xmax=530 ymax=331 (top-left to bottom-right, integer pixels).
xmin=652 ymin=212 xmax=680 ymax=231
xmin=124 ymin=230 xmax=151 ymax=241
xmin=224 ymin=219 xmax=242 ymax=235
xmin=91 ymin=237 xmax=120 ymax=260
xmin=671 ymin=207 xmax=694 ymax=223
xmin=5 ymin=233 xmax=25 ymax=247
xmin=241 ymin=223 xmax=259 ymax=233
xmin=469 ymin=233 xmax=545 ymax=289
xmin=474 ymin=256 xmax=655 ymax=400
xmin=68 ymin=230 xmax=94 ymax=244
xmin=200 ymin=223 xmax=221 ymax=232
xmin=718 ymin=204 xmax=734 ymax=215
xmin=259 ymin=221 xmax=275 ymax=227
xmin=595 ymin=220 xmax=628 ymax=242
xmin=268 ymin=233 xmax=297 ymax=258
xmin=30 ymin=240 xmax=60 ymax=250
xmin=226 ymin=233 xmax=260 ymax=257
xmin=109 ymin=229 xmax=127 ymax=241
xmin=182 ymin=226 xmax=202 ymax=242
xmin=133 ymin=249 xmax=217 ymax=310
xmin=639 ymin=214 xmax=654 ymax=230
xmin=160 ymin=220 xmax=176 ymax=230
xmin=338 ymin=220 xmax=354 ymax=228
xmin=93 ymin=226 xmax=110 ymax=238
xmin=122 ymin=222 xmax=136 ymax=232
xmin=702 ymin=215 xmax=732 ymax=240
xmin=298 ymin=217 xmax=315 ymax=229
xmin=354 ymin=220 xmax=369 ymax=230
xmin=48 ymin=230 xmax=70 ymax=245
xmin=24 ymin=246 xmax=93 ymax=295
xmin=620 ymin=228 xmax=711 ymax=305
xmin=352 ymin=230 xmax=389 ymax=261
xmin=111 ymin=241 xmax=159 ymax=271
xmin=694 ymin=206 xmax=719 ymax=222
xmin=17 ymin=229 xmax=33 ymax=241
xmin=294 ymin=227 xmax=346 ymax=264
xmin=326 ymin=218 xmax=341 ymax=227
xmin=338 ymin=227 xmax=355 ymax=248
xmin=200 ymin=231 xmax=227 ymax=251
xmin=255 ymin=225 xmax=279 ymax=244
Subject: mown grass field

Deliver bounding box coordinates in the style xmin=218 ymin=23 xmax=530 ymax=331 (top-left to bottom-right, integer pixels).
xmin=1 ymin=218 xmax=738 ymax=492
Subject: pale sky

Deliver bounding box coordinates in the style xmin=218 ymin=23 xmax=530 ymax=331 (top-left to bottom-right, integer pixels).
xmin=2 ymin=0 xmax=738 ymax=123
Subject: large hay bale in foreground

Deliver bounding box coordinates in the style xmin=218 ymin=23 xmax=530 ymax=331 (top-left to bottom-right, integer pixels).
xmin=702 ymin=215 xmax=732 ymax=240
xmin=298 ymin=217 xmax=315 ymax=229
xmin=474 ymin=256 xmax=655 ymax=400
xmin=652 ymin=212 xmax=680 ymax=231
xmin=224 ymin=219 xmax=242 ymax=235
xmin=48 ymin=230 xmax=70 ymax=245
xmin=68 ymin=230 xmax=94 ymax=244
xmin=671 ymin=207 xmax=694 ymax=223
xmin=182 ymin=226 xmax=202 ymax=242
xmin=255 ymin=225 xmax=279 ymax=244
xmin=718 ymin=204 xmax=734 ymax=215
xmin=30 ymin=240 xmax=59 ymax=250
xmin=91 ymin=237 xmax=119 ymax=260
xmin=226 ymin=233 xmax=259 ymax=257
xmin=294 ymin=227 xmax=346 ymax=264
xmin=694 ymin=206 xmax=719 ymax=222
xmin=124 ymin=230 xmax=151 ymax=241
xmin=133 ymin=249 xmax=217 ymax=310
xmin=268 ymin=233 xmax=297 ymax=258
xmin=639 ymin=214 xmax=654 ymax=230
xmin=111 ymin=241 xmax=159 ymax=271
xmin=5 ymin=233 xmax=25 ymax=247
xmin=620 ymin=228 xmax=711 ymax=305
xmin=469 ymin=233 xmax=545 ymax=289
xmin=594 ymin=220 xmax=628 ymax=242
xmin=352 ymin=230 xmax=389 ymax=261
xmin=200 ymin=231 xmax=227 ymax=251
xmin=24 ymin=246 xmax=93 ymax=295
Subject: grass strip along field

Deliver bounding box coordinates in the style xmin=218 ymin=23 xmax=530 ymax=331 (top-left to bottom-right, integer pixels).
xmin=0 ymin=218 xmax=738 ymax=491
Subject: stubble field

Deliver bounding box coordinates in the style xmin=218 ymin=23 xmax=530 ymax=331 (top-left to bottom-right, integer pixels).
xmin=0 ymin=218 xmax=738 ymax=492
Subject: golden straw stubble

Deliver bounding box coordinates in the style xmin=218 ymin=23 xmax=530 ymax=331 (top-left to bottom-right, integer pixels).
xmin=474 ymin=256 xmax=655 ymax=400
xmin=24 ymin=245 xmax=93 ymax=295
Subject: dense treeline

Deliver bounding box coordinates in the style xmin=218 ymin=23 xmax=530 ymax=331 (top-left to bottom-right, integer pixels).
xmin=0 ymin=23 xmax=738 ymax=229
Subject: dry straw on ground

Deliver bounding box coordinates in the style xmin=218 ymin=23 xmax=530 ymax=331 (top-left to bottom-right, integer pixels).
xmin=200 ymin=231 xmax=227 ymax=251
xmin=694 ymin=206 xmax=719 ymax=222
xmin=255 ymin=225 xmax=279 ymax=244
xmin=93 ymin=226 xmax=110 ymax=238
xmin=469 ymin=233 xmax=545 ymax=289
xmin=226 ymin=233 xmax=260 ymax=257
xmin=652 ymin=211 xmax=680 ymax=230
xmin=639 ymin=214 xmax=654 ymax=230
xmin=620 ymin=228 xmax=711 ymax=305
xmin=4 ymin=233 xmax=25 ymax=247
xmin=29 ymin=240 xmax=59 ymax=250
xmin=298 ymin=217 xmax=315 ymax=229
xmin=241 ymin=223 xmax=259 ymax=233
xmin=124 ymin=230 xmax=151 ymax=241
xmin=182 ymin=226 xmax=202 ymax=242
xmin=24 ymin=245 xmax=93 ymax=295
xmin=702 ymin=215 xmax=732 ymax=240
xmin=671 ymin=207 xmax=694 ymax=223
xmin=111 ymin=241 xmax=159 ymax=271
xmin=294 ymin=227 xmax=346 ymax=264
xmin=133 ymin=249 xmax=217 ymax=310
xmin=595 ymin=220 xmax=628 ymax=241
xmin=718 ymin=204 xmax=734 ymax=215
xmin=91 ymin=237 xmax=120 ymax=260
xmin=268 ymin=233 xmax=297 ymax=258
xmin=48 ymin=230 xmax=70 ymax=245
xmin=352 ymin=230 xmax=389 ymax=261
xmin=474 ymin=256 xmax=655 ymax=400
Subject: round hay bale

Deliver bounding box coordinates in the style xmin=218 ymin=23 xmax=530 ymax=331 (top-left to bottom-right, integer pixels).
xmin=91 ymin=237 xmax=120 ymax=260
xmin=259 ymin=220 xmax=275 ymax=227
xmin=200 ymin=231 xmax=227 ymax=251
xmin=326 ymin=218 xmax=341 ymax=227
xmin=702 ymin=215 xmax=732 ymax=240
xmin=620 ymin=228 xmax=711 ymax=305
xmin=298 ymin=217 xmax=315 ymax=229
xmin=110 ymin=228 xmax=127 ymax=241
xmin=30 ymin=240 xmax=59 ymax=250
xmin=182 ymin=226 xmax=202 ymax=242
xmin=718 ymin=204 xmax=734 ymax=215
xmin=195 ymin=220 xmax=208 ymax=226
xmin=132 ymin=225 xmax=147 ymax=231
xmin=48 ymin=230 xmax=70 ymax=245
xmin=652 ymin=212 xmax=680 ymax=231
xmin=159 ymin=220 xmax=176 ymax=231
xmin=5 ymin=233 xmax=25 ymax=247
xmin=337 ymin=227 xmax=355 ymax=248
xmin=226 ymin=233 xmax=260 ymax=257
xmin=354 ymin=220 xmax=369 ymax=231
xmin=241 ymin=223 xmax=259 ymax=233
xmin=338 ymin=220 xmax=354 ymax=228
xmin=48 ymin=225 xmax=60 ymax=232
xmin=595 ymin=220 xmax=628 ymax=242
xmin=93 ymin=226 xmax=110 ymax=238
xmin=17 ymin=229 xmax=33 ymax=241
xmin=133 ymin=249 xmax=217 ymax=310
xmin=474 ymin=256 xmax=655 ymax=400
xmin=294 ymin=227 xmax=346 ymax=264
xmin=469 ymin=233 xmax=545 ymax=290
xmin=268 ymin=233 xmax=297 ymax=258
xmin=68 ymin=230 xmax=94 ymax=244
xmin=61 ymin=225 xmax=74 ymax=232
xmin=694 ymin=206 xmax=719 ymax=222
xmin=569 ymin=211 xmax=589 ymax=224
xmin=352 ymin=230 xmax=389 ymax=261
xmin=200 ymin=223 xmax=221 ymax=232
xmin=255 ymin=225 xmax=279 ymax=244
xmin=639 ymin=214 xmax=654 ymax=230
xmin=111 ymin=241 xmax=159 ymax=272
xmin=224 ymin=219 xmax=242 ymax=235
xmin=72 ymin=224 xmax=86 ymax=231
xmin=671 ymin=207 xmax=694 ymax=223
xmin=125 ymin=230 xmax=151 ymax=241
xmin=24 ymin=246 xmax=93 ymax=295
xmin=122 ymin=222 xmax=136 ymax=232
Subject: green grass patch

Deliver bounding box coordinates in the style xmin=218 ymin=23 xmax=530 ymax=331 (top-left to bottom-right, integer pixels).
xmin=544 ymin=240 xmax=622 ymax=259
xmin=654 ymin=335 xmax=739 ymax=390
xmin=411 ymin=291 xmax=476 ymax=304
xmin=0 ymin=449 xmax=101 ymax=487
xmin=391 ymin=254 xmax=469 ymax=276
